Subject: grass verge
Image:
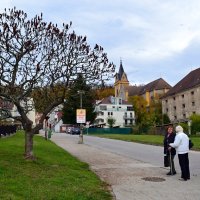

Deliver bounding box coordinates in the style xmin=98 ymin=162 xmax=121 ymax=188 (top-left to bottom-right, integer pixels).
xmin=0 ymin=131 xmax=112 ymax=200
xmin=92 ymin=134 xmax=200 ymax=150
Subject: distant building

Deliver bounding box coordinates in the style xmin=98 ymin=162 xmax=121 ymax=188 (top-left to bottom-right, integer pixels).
xmin=94 ymin=61 xmax=172 ymax=127
xmin=114 ymin=61 xmax=171 ymax=106
xmin=0 ymin=97 xmax=36 ymax=126
xmin=0 ymin=98 xmax=14 ymax=123
xmin=41 ymin=105 xmax=64 ymax=132
xmin=12 ymin=98 xmax=36 ymax=126
xmin=95 ymin=96 xmax=135 ymax=127
xmin=162 ymin=68 xmax=200 ymax=122
xmin=137 ymin=78 xmax=172 ymax=106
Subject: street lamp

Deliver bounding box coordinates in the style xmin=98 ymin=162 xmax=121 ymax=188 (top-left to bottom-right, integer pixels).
xmin=78 ymin=90 xmax=85 ymax=144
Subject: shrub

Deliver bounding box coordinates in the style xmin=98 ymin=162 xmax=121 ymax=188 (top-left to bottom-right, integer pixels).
xmin=190 ymin=114 xmax=200 ymax=135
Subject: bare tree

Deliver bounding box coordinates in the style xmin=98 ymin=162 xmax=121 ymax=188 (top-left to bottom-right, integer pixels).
xmin=0 ymin=8 xmax=115 ymax=159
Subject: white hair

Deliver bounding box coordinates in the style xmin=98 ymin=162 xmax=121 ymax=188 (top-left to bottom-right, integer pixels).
xmin=175 ymin=125 xmax=183 ymax=133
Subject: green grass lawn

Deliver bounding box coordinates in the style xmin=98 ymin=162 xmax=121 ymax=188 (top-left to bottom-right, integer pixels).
xmin=92 ymin=134 xmax=200 ymax=150
xmin=0 ymin=132 xmax=112 ymax=200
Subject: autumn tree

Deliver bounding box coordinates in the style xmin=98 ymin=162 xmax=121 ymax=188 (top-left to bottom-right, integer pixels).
xmin=62 ymin=74 xmax=96 ymax=124
xmin=95 ymin=86 xmax=114 ymax=100
xmin=148 ymin=97 xmax=162 ymax=125
xmin=128 ymin=95 xmax=148 ymax=124
xmin=128 ymin=95 xmax=153 ymax=133
xmin=0 ymin=8 xmax=115 ymax=159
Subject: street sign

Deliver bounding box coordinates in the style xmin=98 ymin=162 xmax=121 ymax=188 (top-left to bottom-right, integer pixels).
xmin=76 ymin=109 xmax=86 ymax=123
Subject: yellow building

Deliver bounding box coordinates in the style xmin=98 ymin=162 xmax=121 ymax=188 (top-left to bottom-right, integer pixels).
xmin=114 ymin=62 xmax=172 ymax=106
xmin=138 ymin=78 xmax=172 ymax=106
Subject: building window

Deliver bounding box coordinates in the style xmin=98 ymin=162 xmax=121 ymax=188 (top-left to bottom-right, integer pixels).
xmin=165 ymin=100 xmax=168 ymax=103
xmin=99 ymin=112 xmax=104 ymax=116
xmin=193 ymin=111 xmax=196 ymax=114
xmin=174 ymin=106 xmax=176 ymax=110
xmin=127 ymin=106 xmax=133 ymax=111
xmin=119 ymin=99 xmax=122 ymax=105
xmin=174 ymin=116 xmax=177 ymax=120
xmin=182 ymin=104 xmax=185 ymax=108
xmin=183 ymin=114 xmax=186 ymax=118
xmin=182 ymin=94 xmax=184 ymax=98
xmin=130 ymin=112 xmax=133 ymax=118
xmin=173 ymin=97 xmax=176 ymax=100
xmin=166 ymin=108 xmax=168 ymax=112
xmin=191 ymin=91 xmax=194 ymax=95
xmin=100 ymin=105 xmax=107 ymax=110
xmin=124 ymin=112 xmax=127 ymax=117
xmin=125 ymin=119 xmax=127 ymax=125
xmin=130 ymin=119 xmax=133 ymax=125
xmin=112 ymin=106 xmax=115 ymax=108
xmin=108 ymin=112 xmax=110 ymax=116
xmin=111 ymin=112 xmax=113 ymax=116
xmin=192 ymin=102 xmax=195 ymax=106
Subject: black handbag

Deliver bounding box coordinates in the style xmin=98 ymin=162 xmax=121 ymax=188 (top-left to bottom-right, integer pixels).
xmin=189 ymin=139 xmax=194 ymax=149
xmin=164 ymin=155 xmax=169 ymax=167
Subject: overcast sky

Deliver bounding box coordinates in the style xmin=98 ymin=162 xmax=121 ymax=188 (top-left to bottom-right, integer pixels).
xmin=1 ymin=0 xmax=200 ymax=86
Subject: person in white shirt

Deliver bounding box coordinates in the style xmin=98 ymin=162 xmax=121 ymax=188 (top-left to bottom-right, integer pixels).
xmin=169 ymin=125 xmax=190 ymax=181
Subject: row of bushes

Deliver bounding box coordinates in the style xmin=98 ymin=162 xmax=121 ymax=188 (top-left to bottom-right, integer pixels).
xmin=132 ymin=123 xmax=200 ymax=135
xmin=0 ymin=125 xmax=17 ymax=137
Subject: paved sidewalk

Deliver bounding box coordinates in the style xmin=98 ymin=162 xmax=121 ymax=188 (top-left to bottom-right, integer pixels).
xmin=42 ymin=132 xmax=200 ymax=200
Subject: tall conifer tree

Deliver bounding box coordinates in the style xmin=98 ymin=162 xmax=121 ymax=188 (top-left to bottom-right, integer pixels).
xmin=62 ymin=74 xmax=96 ymax=124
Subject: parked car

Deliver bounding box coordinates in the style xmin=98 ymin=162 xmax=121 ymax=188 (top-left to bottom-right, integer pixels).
xmin=66 ymin=127 xmax=73 ymax=134
xmin=71 ymin=127 xmax=80 ymax=135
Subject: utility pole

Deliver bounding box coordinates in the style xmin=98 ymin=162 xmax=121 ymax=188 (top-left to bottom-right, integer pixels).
xmin=78 ymin=90 xmax=84 ymax=144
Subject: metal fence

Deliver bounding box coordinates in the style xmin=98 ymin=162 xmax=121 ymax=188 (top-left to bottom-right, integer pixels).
xmin=84 ymin=127 xmax=132 ymax=134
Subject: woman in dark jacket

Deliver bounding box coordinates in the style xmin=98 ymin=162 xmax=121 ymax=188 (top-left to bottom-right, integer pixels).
xmin=163 ymin=125 xmax=176 ymax=175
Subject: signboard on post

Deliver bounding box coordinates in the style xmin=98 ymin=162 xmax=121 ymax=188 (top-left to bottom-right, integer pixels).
xmin=76 ymin=109 xmax=86 ymax=123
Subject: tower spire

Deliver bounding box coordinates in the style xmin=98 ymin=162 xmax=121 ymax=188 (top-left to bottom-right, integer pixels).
xmin=118 ymin=58 xmax=124 ymax=80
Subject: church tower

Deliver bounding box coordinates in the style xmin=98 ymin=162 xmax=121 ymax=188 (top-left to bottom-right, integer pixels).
xmin=114 ymin=60 xmax=129 ymax=100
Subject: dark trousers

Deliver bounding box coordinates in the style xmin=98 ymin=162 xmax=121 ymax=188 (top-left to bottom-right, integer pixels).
xmin=178 ymin=153 xmax=190 ymax=180
xmin=168 ymin=154 xmax=176 ymax=173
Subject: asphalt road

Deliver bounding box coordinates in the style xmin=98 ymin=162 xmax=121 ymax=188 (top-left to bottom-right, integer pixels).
xmin=48 ymin=132 xmax=200 ymax=200
xmin=80 ymin=135 xmax=200 ymax=175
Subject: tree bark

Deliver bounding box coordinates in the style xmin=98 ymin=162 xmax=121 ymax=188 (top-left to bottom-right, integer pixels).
xmin=24 ymin=125 xmax=35 ymax=160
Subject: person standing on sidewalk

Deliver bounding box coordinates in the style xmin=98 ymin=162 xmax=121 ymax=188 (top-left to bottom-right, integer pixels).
xmin=169 ymin=125 xmax=190 ymax=181
xmin=163 ymin=125 xmax=176 ymax=175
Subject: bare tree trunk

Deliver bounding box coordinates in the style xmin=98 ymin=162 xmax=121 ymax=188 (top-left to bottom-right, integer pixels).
xmin=24 ymin=125 xmax=35 ymax=160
